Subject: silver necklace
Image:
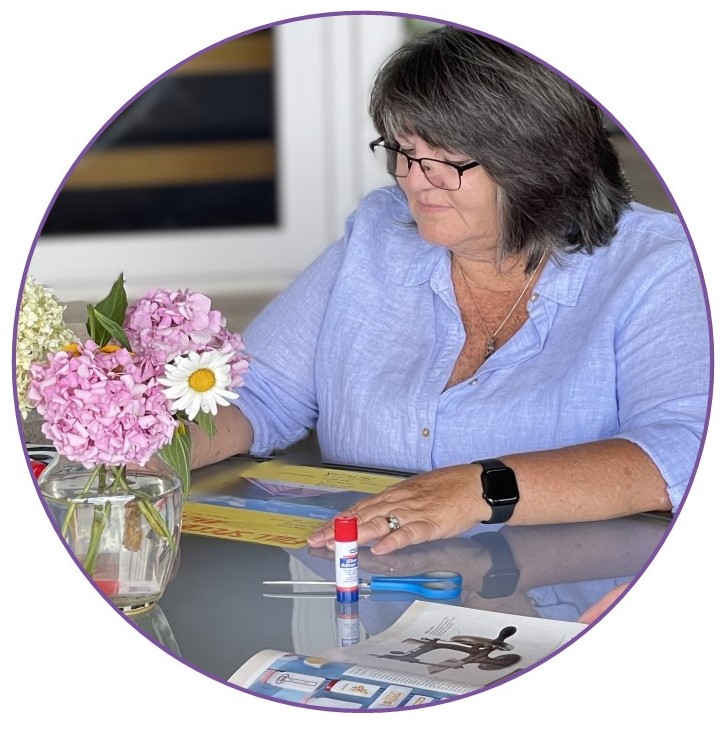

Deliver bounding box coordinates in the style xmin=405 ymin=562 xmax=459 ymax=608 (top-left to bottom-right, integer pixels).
xmin=456 ymin=254 xmax=545 ymax=358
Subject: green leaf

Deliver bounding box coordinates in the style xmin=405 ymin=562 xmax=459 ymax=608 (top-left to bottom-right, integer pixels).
xmin=86 ymin=273 xmax=128 ymax=346
xmin=86 ymin=303 xmax=100 ymax=343
xmin=95 ymin=272 xmax=128 ymax=323
xmin=195 ymin=411 xmax=217 ymax=438
xmin=158 ymin=426 xmax=192 ymax=498
xmin=92 ymin=309 xmax=132 ymax=351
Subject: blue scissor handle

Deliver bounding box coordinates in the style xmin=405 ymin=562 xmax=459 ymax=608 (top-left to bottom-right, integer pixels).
xmin=368 ymin=570 xmax=462 ymax=600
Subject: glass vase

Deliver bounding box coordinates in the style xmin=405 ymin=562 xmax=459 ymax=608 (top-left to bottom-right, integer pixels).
xmin=38 ymin=453 xmax=183 ymax=613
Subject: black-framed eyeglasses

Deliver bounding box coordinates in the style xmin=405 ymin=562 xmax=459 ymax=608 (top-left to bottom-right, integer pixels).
xmin=369 ymin=137 xmax=481 ymax=191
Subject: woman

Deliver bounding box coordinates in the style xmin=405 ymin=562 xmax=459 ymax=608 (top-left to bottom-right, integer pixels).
xmin=191 ymin=27 xmax=709 ymax=555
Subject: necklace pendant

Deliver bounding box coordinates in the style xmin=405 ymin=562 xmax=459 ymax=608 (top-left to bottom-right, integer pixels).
xmin=485 ymin=336 xmax=496 ymax=357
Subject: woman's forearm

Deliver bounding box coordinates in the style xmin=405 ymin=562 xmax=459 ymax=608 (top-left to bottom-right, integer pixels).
xmin=308 ymin=438 xmax=673 ymax=553
xmin=188 ymin=404 xmax=254 ymax=469
xmin=500 ymin=438 xmax=672 ymax=525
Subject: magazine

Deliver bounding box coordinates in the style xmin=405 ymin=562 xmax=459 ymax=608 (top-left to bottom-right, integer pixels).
xmin=228 ymin=600 xmax=585 ymax=709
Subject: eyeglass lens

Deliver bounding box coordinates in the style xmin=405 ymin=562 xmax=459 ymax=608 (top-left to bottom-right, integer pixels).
xmin=372 ymin=145 xmax=462 ymax=191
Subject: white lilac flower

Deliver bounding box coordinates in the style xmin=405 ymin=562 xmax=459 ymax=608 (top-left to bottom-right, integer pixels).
xmin=158 ymin=349 xmax=239 ymax=421
xmin=16 ymin=277 xmax=74 ymax=418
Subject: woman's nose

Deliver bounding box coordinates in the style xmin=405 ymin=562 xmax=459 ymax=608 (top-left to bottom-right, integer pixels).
xmin=405 ymin=159 xmax=434 ymax=189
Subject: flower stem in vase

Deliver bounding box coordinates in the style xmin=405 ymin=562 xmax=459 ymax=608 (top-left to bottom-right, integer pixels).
xmin=108 ymin=464 xmax=128 ymax=494
xmin=136 ymin=498 xmax=176 ymax=551
xmin=84 ymin=500 xmax=112 ymax=574
xmin=130 ymin=480 xmax=177 ymax=551
xmin=60 ymin=463 xmax=104 ymax=537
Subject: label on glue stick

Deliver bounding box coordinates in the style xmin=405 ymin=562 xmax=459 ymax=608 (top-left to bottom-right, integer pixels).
xmin=334 ymin=515 xmax=359 ymax=602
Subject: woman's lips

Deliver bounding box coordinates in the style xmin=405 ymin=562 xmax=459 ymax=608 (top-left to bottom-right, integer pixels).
xmin=416 ymin=201 xmax=449 ymax=213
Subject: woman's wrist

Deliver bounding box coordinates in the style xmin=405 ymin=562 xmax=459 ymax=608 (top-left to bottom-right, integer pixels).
xmin=189 ymin=404 xmax=253 ymax=469
xmin=467 ymin=460 xmax=519 ymax=524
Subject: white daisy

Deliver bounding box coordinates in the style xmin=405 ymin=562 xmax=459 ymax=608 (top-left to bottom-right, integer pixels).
xmin=158 ymin=350 xmax=239 ymax=420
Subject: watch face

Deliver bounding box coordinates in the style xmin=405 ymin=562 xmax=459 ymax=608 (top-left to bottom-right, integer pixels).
xmin=485 ymin=467 xmax=519 ymax=504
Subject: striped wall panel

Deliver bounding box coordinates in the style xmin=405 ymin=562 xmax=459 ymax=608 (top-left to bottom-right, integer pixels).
xmin=42 ymin=31 xmax=277 ymax=234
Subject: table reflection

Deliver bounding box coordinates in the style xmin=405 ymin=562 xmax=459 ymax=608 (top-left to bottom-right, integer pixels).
xmin=128 ymin=603 xmax=180 ymax=656
xmin=127 ymin=512 xmax=669 ymax=682
xmin=299 ymin=515 xmax=668 ymax=624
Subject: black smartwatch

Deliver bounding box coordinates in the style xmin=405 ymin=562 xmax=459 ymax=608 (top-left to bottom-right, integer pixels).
xmin=472 ymin=458 xmax=519 ymax=524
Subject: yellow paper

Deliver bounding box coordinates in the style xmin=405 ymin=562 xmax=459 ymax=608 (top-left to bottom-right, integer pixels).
xmin=182 ymin=504 xmax=323 ymax=548
xmin=182 ymin=461 xmax=403 ymax=548
xmin=238 ymin=462 xmax=401 ymax=493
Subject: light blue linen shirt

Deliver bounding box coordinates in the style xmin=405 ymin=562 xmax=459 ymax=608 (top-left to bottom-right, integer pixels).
xmin=232 ymin=186 xmax=710 ymax=512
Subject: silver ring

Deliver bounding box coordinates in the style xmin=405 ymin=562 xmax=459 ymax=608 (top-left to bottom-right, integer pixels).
xmin=385 ymin=513 xmax=401 ymax=532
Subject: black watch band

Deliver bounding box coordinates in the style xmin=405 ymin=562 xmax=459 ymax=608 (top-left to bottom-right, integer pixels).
xmin=472 ymin=458 xmax=519 ymax=524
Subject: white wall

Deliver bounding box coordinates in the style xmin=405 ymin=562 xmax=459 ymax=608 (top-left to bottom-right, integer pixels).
xmin=28 ymin=15 xmax=406 ymax=302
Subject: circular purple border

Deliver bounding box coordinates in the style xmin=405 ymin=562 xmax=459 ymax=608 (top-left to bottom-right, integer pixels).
xmin=12 ymin=8 xmax=714 ymax=715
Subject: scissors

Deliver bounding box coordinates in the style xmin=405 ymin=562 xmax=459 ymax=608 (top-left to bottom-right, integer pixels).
xmin=263 ymin=570 xmax=462 ymax=600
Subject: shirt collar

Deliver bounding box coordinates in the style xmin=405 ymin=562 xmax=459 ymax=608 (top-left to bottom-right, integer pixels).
xmin=385 ymin=186 xmax=594 ymax=306
xmin=535 ymin=251 xmax=594 ymax=307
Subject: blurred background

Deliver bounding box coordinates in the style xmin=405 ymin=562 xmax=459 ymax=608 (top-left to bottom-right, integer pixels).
xmin=29 ymin=15 xmax=673 ymax=333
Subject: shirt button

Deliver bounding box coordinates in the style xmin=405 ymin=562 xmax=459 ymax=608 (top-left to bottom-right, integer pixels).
xmin=421 ymin=427 xmax=431 ymax=438
xmin=530 ymin=293 xmax=538 ymax=302
xmin=469 ymin=378 xmax=478 ymax=385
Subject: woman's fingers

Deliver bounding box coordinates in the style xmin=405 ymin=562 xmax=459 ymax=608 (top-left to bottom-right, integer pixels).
xmin=367 ymin=519 xmax=433 ymax=555
xmin=306 ymin=523 xmax=337 ymax=548
xmin=308 ymin=504 xmax=443 ymax=554
xmin=306 ymin=507 xmax=409 ymax=549
xmin=306 ymin=464 xmax=485 ymax=551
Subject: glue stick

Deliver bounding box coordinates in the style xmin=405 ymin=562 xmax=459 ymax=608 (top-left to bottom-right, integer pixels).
xmin=334 ymin=514 xmax=359 ymax=603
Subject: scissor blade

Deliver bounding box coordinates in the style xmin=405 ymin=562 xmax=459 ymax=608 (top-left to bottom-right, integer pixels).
xmin=263 ymin=580 xmax=337 ymax=586
xmin=264 ymin=591 xmax=372 ymax=599
xmin=263 ymin=580 xmax=373 ymax=588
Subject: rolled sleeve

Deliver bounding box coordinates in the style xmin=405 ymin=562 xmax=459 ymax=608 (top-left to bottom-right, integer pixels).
xmin=613 ymin=227 xmax=710 ymax=511
xmin=231 ymin=239 xmax=346 ymax=456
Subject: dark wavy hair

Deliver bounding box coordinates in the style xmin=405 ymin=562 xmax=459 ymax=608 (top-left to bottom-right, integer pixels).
xmin=369 ymin=26 xmax=632 ymax=271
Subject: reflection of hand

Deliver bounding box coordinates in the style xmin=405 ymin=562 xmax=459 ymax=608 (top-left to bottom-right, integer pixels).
xmin=306 ymin=465 xmax=486 ymax=555
xmin=578 ymin=582 xmax=630 ymax=624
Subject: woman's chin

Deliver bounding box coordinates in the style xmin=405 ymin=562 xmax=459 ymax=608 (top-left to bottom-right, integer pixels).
xmin=415 ymin=225 xmax=457 ymax=250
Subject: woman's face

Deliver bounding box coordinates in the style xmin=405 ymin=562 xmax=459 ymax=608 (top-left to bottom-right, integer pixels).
xmin=395 ymin=134 xmax=500 ymax=259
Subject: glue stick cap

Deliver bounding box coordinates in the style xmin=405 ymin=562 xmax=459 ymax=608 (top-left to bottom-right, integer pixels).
xmin=334 ymin=514 xmax=358 ymax=542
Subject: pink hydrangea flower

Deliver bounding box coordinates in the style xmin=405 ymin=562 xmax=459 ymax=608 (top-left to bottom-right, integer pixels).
xmin=124 ymin=288 xmax=250 ymax=385
xmin=28 ymin=341 xmax=177 ymax=467
xmin=210 ymin=333 xmax=250 ymax=389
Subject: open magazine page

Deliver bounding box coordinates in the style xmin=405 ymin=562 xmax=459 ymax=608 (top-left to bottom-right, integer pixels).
xmin=228 ymin=600 xmax=585 ymax=709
